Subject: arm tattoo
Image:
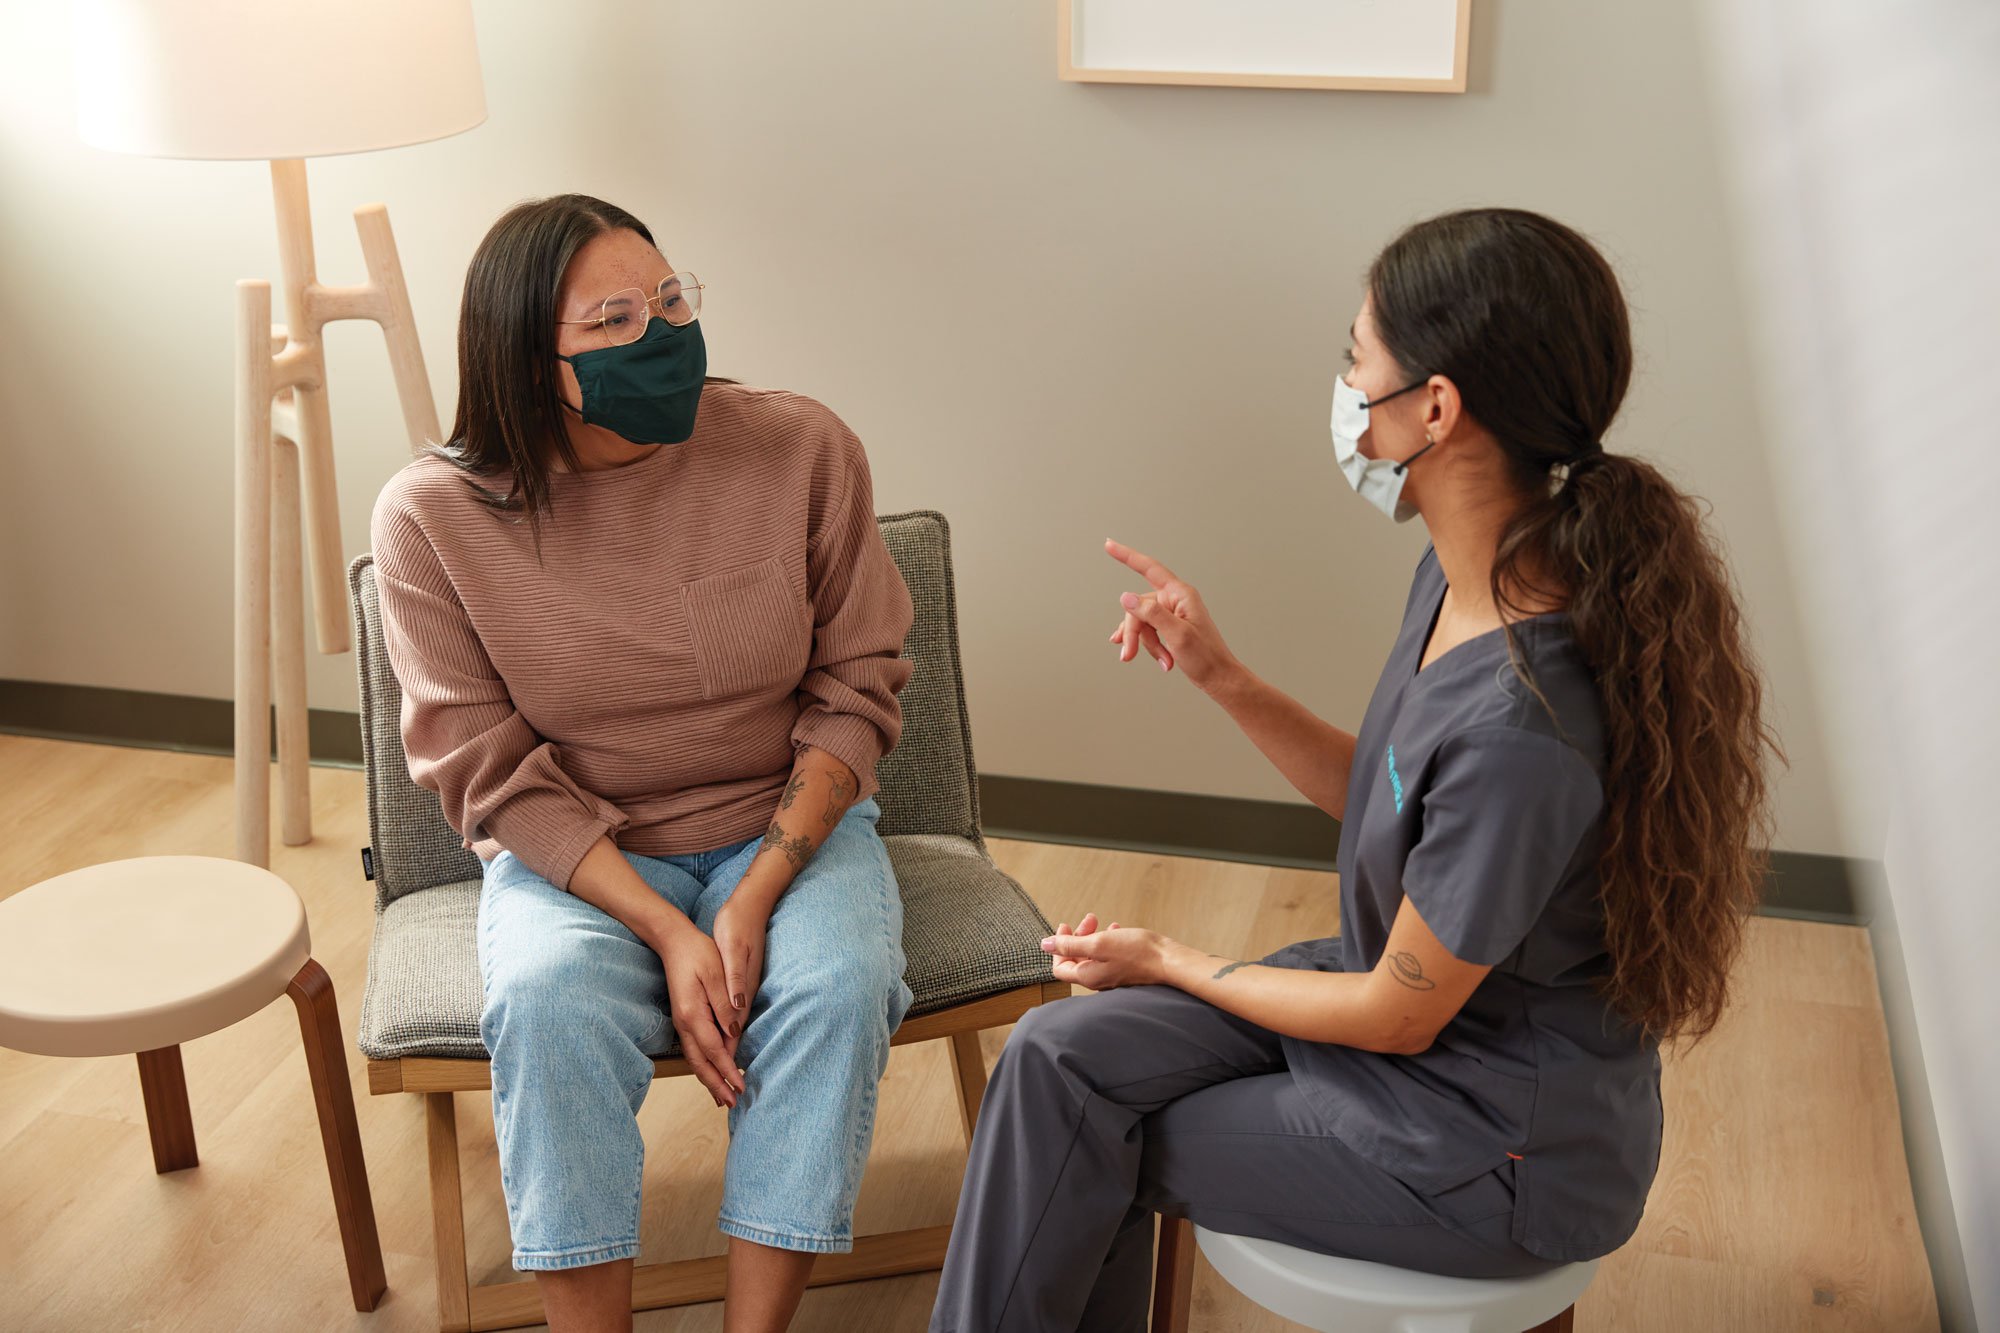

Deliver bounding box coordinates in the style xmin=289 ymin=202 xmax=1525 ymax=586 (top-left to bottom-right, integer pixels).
xmin=822 ymin=771 xmax=854 ymax=825
xmin=761 ymin=821 xmax=817 ymax=869
xmin=1211 ymin=959 xmax=1251 ymax=980
xmin=779 ymin=773 xmax=808 ymax=811
xmin=1389 ymin=951 xmax=1436 ymax=991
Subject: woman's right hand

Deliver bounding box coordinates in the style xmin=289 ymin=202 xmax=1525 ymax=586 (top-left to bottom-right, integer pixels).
xmin=652 ymin=919 xmax=747 ymax=1109
xmin=1105 ymin=538 xmax=1243 ymax=695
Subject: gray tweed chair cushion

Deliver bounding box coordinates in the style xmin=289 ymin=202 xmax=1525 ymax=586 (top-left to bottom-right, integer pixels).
xmin=347 ymin=509 xmax=1055 ymax=1062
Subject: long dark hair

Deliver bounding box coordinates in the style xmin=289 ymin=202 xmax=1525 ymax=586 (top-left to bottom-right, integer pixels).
xmin=427 ymin=193 xmax=730 ymax=539
xmin=1367 ymin=208 xmax=1783 ymax=1044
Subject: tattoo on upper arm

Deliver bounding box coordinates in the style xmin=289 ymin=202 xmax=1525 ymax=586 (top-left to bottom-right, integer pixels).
xmin=761 ymin=821 xmax=816 ymax=869
xmin=1212 ymin=959 xmax=1251 ymax=980
xmin=823 ymin=771 xmax=854 ymax=825
xmin=779 ymin=773 xmax=807 ymax=811
xmin=1389 ymin=951 xmax=1436 ymax=990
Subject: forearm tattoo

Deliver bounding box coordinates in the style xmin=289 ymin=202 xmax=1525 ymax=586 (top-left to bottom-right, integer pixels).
xmin=1389 ymin=950 xmax=1436 ymax=990
xmin=761 ymin=821 xmax=816 ymax=869
xmin=822 ymin=771 xmax=854 ymax=825
xmin=1211 ymin=959 xmax=1251 ymax=980
xmin=779 ymin=772 xmax=807 ymax=811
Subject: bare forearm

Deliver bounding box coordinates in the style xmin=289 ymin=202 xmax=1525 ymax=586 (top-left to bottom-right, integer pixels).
xmin=1160 ymin=941 xmax=1418 ymax=1054
xmin=1202 ymin=664 xmax=1360 ymax=820
xmin=731 ymin=746 xmax=859 ymax=914
xmin=566 ymin=836 xmax=690 ymax=950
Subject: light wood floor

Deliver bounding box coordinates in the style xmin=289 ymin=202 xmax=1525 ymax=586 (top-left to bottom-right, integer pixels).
xmin=0 ymin=735 xmax=1939 ymax=1332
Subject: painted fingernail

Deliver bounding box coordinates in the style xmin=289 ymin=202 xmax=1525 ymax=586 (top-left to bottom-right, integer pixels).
xmin=733 ymin=993 xmax=746 ymax=1010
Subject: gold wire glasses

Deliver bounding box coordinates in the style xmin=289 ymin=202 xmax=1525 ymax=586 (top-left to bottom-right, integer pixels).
xmin=558 ymin=272 xmax=704 ymax=346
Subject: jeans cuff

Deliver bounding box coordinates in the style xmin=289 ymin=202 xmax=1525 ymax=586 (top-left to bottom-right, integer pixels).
xmin=512 ymin=1237 xmax=641 ymax=1271
xmin=717 ymin=1214 xmax=855 ymax=1255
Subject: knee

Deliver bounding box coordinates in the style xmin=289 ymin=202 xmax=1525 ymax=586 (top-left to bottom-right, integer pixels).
xmin=1005 ymin=995 xmax=1098 ymax=1067
xmin=483 ymin=952 xmax=645 ymax=1055
xmin=775 ymin=952 xmax=904 ymax=1035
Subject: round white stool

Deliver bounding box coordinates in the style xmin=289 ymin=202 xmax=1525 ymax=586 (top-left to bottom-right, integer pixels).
xmin=1195 ymin=1223 xmax=1596 ymax=1333
xmin=0 ymin=855 xmax=385 ymax=1312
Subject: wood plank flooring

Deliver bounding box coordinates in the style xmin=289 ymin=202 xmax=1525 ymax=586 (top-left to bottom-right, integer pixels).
xmin=0 ymin=736 xmax=1939 ymax=1331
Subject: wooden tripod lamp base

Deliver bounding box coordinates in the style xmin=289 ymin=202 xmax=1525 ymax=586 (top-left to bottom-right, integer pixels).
xmin=233 ymin=160 xmax=445 ymax=868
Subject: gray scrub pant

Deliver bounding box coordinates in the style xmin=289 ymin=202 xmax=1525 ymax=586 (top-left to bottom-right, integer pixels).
xmin=928 ymin=983 xmax=1560 ymax=1333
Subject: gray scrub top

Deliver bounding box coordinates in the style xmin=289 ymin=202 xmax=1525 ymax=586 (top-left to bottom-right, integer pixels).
xmin=1270 ymin=544 xmax=1663 ymax=1263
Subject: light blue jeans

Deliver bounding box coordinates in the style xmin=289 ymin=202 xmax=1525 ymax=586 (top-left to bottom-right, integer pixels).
xmin=476 ymin=796 xmax=913 ymax=1271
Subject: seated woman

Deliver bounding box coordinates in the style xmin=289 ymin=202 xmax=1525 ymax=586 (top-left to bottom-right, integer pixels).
xmin=370 ymin=193 xmax=916 ymax=1333
xmin=930 ymin=208 xmax=1781 ymax=1332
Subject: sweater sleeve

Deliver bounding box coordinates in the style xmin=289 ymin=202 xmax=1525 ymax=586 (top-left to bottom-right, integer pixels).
xmin=791 ymin=423 xmax=915 ymax=799
xmin=370 ymin=494 xmax=631 ymax=890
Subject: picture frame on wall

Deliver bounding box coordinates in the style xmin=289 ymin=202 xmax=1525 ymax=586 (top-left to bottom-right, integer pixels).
xmin=1058 ymin=0 xmax=1472 ymax=94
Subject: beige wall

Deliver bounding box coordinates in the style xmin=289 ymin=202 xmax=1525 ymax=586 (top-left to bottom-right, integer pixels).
xmin=0 ymin=1 xmax=1858 ymax=857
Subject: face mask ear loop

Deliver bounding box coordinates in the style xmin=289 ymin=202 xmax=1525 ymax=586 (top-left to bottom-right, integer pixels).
xmin=1393 ymin=433 xmax=1440 ymax=476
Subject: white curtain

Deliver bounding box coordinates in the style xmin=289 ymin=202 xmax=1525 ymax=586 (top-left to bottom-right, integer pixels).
xmin=1700 ymin=2 xmax=1998 ymax=1328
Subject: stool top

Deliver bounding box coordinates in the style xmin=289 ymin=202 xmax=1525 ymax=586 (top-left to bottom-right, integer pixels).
xmin=0 ymin=856 xmax=311 ymax=1058
xmin=1194 ymin=1225 xmax=1598 ymax=1333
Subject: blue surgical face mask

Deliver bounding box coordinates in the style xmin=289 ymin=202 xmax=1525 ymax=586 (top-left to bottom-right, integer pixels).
xmin=1329 ymin=374 xmax=1436 ymax=523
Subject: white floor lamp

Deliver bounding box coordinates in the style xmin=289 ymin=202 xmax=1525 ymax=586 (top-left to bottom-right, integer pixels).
xmin=75 ymin=0 xmax=487 ymax=867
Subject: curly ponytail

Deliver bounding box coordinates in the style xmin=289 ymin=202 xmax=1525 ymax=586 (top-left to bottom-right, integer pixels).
xmin=1367 ymin=209 xmax=1785 ymax=1043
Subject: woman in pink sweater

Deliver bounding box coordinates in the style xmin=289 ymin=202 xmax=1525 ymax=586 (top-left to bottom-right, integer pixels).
xmin=369 ymin=194 xmax=915 ymax=1332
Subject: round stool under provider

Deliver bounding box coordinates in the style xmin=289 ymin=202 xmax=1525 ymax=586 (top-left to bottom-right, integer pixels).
xmin=1195 ymin=1222 xmax=1597 ymax=1333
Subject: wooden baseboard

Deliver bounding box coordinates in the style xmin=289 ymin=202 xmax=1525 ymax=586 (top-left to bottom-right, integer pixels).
xmin=0 ymin=679 xmax=1873 ymax=921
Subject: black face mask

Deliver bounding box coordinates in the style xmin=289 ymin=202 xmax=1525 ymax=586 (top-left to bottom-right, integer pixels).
xmin=558 ymin=316 xmax=707 ymax=445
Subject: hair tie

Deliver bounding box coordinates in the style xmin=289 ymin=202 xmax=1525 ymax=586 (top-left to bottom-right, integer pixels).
xmin=1560 ymin=443 xmax=1606 ymax=470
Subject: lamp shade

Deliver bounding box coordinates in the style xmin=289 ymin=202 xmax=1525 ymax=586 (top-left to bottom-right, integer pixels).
xmin=74 ymin=0 xmax=486 ymax=160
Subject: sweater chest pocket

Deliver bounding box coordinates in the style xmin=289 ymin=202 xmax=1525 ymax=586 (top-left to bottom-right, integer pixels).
xmin=681 ymin=556 xmax=811 ymax=701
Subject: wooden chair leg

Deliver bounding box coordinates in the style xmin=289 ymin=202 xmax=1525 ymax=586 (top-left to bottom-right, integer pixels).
xmin=1151 ymin=1214 xmax=1195 ymax=1332
xmin=946 ymin=1030 xmax=989 ymax=1144
xmin=426 ymin=1090 xmax=472 ymax=1333
xmin=1527 ymin=1306 xmax=1576 ymax=1333
xmin=136 ymin=1045 xmax=198 ymax=1173
xmin=287 ymin=957 xmax=387 ymax=1312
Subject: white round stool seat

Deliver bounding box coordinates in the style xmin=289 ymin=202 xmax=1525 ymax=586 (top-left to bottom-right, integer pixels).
xmin=1195 ymin=1224 xmax=1597 ymax=1333
xmin=0 ymin=855 xmax=311 ymax=1058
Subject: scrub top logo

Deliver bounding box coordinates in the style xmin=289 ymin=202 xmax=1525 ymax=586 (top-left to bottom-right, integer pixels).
xmin=1386 ymin=744 xmax=1405 ymax=813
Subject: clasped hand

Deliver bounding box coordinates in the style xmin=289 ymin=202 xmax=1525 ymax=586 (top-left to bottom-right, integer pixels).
xmin=650 ymin=894 xmax=771 ymax=1110
xmin=1041 ymin=911 xmax=1180 ymax=990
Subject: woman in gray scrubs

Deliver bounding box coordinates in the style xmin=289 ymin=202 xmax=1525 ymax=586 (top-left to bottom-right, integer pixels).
xmin=930 ymin=208 xmax=1782 ymax=1332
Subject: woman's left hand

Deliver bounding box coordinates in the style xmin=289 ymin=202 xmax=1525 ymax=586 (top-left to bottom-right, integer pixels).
xmin=1041 ymin=912 xmax=1175 ymax=990
xmin=712 ymin=897 xmax=769 ymax=1054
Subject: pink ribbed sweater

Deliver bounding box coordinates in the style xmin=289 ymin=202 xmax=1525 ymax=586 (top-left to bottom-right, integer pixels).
xmin=368 ymin=383 xmax=915 ymax=891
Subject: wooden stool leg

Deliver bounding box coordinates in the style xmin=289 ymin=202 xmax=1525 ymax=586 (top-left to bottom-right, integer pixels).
xmin=287 ymin=957 xmax=387 ymax=1312
xmin=136 ymin=1045 xmax=198 ymax=1172
xmin=947 ymin=1030 xmax=989 ymax=1145
xmin=1527 ymin=1306 xmax=1577 ymax=1333
xmin=1151 ymin=1214 xmax=1195 ymax=1332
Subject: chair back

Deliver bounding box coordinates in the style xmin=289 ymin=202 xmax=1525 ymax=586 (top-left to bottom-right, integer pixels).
xmin=347 ymin=508 xmax=984 ymax=905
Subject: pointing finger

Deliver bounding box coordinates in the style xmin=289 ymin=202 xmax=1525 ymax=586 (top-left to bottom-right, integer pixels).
xmin=1105 ymin=538 xmax=1178 ymax=591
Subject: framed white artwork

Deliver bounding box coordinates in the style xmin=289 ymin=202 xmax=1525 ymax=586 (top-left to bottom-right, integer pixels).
xmin=1059 ymin=0 xmax=1472 ymax=94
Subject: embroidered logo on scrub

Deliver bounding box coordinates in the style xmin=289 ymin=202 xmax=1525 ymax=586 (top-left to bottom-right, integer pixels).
xmin=1386 ymin=743 xmax=1405 ymax=813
